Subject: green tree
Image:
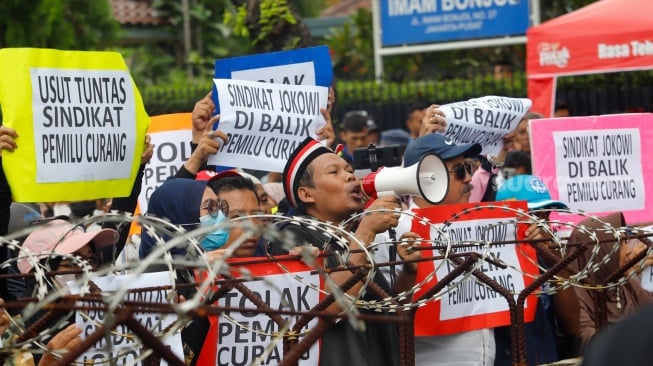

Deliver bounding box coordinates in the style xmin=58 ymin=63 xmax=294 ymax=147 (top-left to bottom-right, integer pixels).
xmin=131 ymin=0 xmax=326 ymax=85
xmin=152 ymin=0 xmax=251 ymax=75
xmin=289 ymin=0 xmax=327 ymax=18
xmin=325 ymin=8 xmax=423 ymax=80
xmin=0 ymin=0 xmax=119 ymax=49
xmin=224 ymin=0 xmax=314 ymax=53
xmin=115 ymin=0 xmax=252 ymax=87
xmin=542 ymin=0 xmax=599 ymax=21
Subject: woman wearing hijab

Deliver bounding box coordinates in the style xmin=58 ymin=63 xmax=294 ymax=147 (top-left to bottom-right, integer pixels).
xmin=570 ymin=212 xmax=653 ymax=353
xmin=139 ymin=178 xmax=229 ymax=259
xmin=139 ymin=177 xmax=232 ymax=364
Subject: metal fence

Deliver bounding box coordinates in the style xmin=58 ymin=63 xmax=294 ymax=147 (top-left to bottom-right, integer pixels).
xmin=557 ymin=71 xmax=653 ymax=116
xmin=140 ymin=70 xmax=653 ymax=133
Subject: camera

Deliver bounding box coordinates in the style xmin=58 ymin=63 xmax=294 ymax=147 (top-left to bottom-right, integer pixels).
xmin=352 ymin=144 xmax=404 ymax=177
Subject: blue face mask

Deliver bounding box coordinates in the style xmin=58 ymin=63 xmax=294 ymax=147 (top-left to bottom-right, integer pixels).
xmin=199 ymin=211 xmax=229 ymax=251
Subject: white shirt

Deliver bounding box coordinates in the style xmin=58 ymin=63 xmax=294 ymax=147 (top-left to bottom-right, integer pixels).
xmin=373 ymin=199 xmax=496 ymax=366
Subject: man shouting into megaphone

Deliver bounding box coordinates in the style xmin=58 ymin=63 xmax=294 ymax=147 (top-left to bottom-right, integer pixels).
xmin=269 ymin=137 xmax=422 ymax=366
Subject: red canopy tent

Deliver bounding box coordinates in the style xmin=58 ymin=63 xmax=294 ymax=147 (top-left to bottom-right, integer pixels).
xmin=526 ymin=0 xmax=653 ymax=116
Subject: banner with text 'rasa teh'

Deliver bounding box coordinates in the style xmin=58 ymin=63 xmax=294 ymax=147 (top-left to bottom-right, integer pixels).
xmin=409 ymin=201 xmax=538 ymax=336
xmin=137 ymin=113 xmax=193 ymax=214
xmin=196 ymin=258 xmax=322 ymax=366
xmin=530 ymin=113 xmax=653 ymax=223
xmin=209 ymin=79 xmax=328 ymax=172
xmin=0 ymin=48 xmax=150 ymax=202
xmin=439 ymin=96 xmax=531 ymax=156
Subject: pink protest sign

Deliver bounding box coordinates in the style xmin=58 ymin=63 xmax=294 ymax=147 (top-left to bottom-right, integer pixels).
xmin=530 ymin=113 xmax=653 ymax=224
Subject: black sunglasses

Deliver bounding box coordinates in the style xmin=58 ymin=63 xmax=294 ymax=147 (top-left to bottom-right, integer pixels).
xmin=200 ymin=199 xmax=229 ymax=218
xmin=448 ymin=162 xmax=473 ymax=181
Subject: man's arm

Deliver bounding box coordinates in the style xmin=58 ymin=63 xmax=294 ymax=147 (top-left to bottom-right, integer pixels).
xmin=324 ymin=196 xmax=400 ymax=315
xmin=176 ymin=116 xmax=227 ymax=178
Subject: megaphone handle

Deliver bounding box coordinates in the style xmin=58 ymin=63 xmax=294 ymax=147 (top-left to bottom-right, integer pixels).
xmin=388 ymin=227 xmax=397 ymax=289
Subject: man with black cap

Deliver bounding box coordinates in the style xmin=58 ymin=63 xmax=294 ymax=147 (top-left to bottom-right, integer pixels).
xmin=270 ymin=137 xmax=421 ymax=366
xmin=403 ymin=133 xmax=481 ymax=207
xmin=390 ymin=133 xmax=499 ymax=365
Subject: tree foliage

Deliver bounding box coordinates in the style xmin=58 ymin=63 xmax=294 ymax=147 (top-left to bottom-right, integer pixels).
xmin=0 ymin=0 xmax=119 ymax=49
xmin=153 ymin=0 xmax=250 ymax=74
xmin=325 ymin=8 xmax=425 ymax=80
xmin=289 ymin=0 xmax=328 ymax=18
xmin=224 ymin=0 xmax=314 ymax=53
xmin=542 ymin=0 xmax=599 ymax=21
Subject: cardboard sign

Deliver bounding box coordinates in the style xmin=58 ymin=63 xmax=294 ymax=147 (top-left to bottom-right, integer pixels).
xmin=138 ymin=113 xmax=193 ymax=213
xmin=196 ymin=258 xmax=322 ymax=366
xmin=409 ymin=201 xmax=538 ymax=336
xmin=439 ymin=96 xmax=531 ymax=156
xmin=70 ymin=272 xmax=183 ymax=365
xmin=208 ymin=79 xmax=328 ymax=172
xmin=530 ymin=113 xmax=653 ymax=223
xmin=0 ymin=48 xmax=150 ymax=202
xmin=213 ymin=46 xmax=333 ymax=114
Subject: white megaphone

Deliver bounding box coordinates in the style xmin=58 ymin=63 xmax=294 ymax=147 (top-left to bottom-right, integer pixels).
xmin=360 ymin=153 xmax=449 ymax=204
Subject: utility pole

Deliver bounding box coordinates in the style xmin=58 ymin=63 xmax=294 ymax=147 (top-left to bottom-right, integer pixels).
xmin=182 ymin=0 xmax=192 ymax=79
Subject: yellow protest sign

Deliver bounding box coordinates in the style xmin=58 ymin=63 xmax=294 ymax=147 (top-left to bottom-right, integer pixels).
xmin=0 ymin=48 xmax=150 ymax=202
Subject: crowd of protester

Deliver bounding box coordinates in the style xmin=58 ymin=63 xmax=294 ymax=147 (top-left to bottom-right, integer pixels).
xmin=1 ymin=88 xmax=652 ymax=366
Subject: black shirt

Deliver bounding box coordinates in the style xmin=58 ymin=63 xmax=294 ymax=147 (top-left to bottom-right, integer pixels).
xmin=270 ymin=218 xmax=400 ymax=366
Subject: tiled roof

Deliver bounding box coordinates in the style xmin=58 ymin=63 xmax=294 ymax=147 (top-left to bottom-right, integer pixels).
xmin=321 ymin=0 xmax=371 ymax=17
xmin=109 ymin=0 xmax=164 ymax=26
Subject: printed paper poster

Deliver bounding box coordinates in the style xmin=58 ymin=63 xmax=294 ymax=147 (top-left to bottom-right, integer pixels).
xmin=209 ymin=78 xmax=328 ymax=172
xmin=439 ymin=96 xmax=531 ymax=156
xmin=0 ymin=48 xmax=150 ymax=202
xmin=530 ymin=113 xmax=653 ymax=223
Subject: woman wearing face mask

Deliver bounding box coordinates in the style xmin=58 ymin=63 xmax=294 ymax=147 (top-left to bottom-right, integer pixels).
xmin=139 ymin=178 xmax=230 ymax=259
xmin=139 ymin=177 xmax=232 ymax=364
xmin=205 ymin=173 xmax=264 ymax=259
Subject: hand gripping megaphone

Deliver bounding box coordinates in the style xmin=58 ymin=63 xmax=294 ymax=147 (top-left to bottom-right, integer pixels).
xmin=360 ymin=153 xmax=449 ymax=204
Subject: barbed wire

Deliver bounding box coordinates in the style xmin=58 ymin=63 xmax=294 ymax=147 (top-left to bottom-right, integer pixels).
xmin=1 ymin=206 xmax=652 ymax=365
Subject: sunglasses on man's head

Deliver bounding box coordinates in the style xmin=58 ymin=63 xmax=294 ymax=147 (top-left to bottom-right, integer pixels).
xmin=200 ymin=198 xmax=229 ymax=218
xmin=448 ymin=162 xmax=473 ymax=181
xmin=344 ymin=110 xmax=369 ymax=118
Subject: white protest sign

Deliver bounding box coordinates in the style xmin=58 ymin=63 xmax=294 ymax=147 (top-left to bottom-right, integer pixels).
xmin=432 ymin=219 xmax=523 ymax=320
xmin=231 ymin=62 xmax=316 ymax=85
xmin=217 ymin=270 xmax=320 ymax=366
xmin=31 ymin=68 xmax=137 ymax=183
xmin=139 ymin=130 xmax=192 ymax=212
xmin=439 ymin=96 xmax=531 ymax=156
xmin=553 ymin=128 xmax=644 ymax=213
xmin=213 ymin=46 xmax=333 ymax=114
xmin=137 ymin=113 xmax=193 ymax=213
xmin=411 ymin=201 xmax=537 ymax=336
xmin=71 ymin=272 xmax=183 ymax=365
xmin=209 ymin=78 xmax=328 ymax=172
